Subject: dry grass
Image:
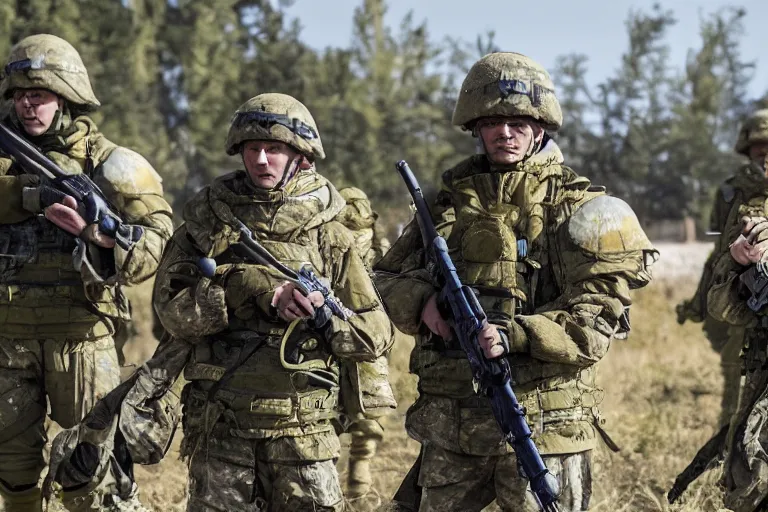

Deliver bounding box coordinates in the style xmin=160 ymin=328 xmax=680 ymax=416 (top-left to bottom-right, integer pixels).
xmin=41 ymin=243 xmax=737 ymax=511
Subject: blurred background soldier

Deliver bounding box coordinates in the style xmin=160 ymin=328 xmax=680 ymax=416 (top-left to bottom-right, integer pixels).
xmin=677 ymin=108 xmax=768 ymax=428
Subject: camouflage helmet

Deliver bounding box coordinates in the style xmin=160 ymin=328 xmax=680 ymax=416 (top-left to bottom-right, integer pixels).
xmin=452 ymin=52 xmax=562 ymax=132
xmin=0 ymin=34 xmax=100 ymax=109
xmin=735 ymin=109 xmax=768 ymax=155
xmin=225 ymin=93 xmax=325 ymax=160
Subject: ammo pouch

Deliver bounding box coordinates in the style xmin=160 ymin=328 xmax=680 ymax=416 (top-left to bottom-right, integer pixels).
xmin=183 ymin=329 xmax=341 ymax=433
xmin=0 ymin=216 xmax=77 ymax=282
xmin=183 ymin=383 xmax=338 ymax=432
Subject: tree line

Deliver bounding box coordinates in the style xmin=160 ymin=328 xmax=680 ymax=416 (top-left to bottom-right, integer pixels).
xmin=1 ymin=0 xmax=766 ymax=233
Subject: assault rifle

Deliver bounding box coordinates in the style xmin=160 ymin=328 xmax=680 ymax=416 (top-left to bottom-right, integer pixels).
xmin=0 ymin=121 xmax=141 ymax=250
xmin=197 ymin=216 xmax=354 ymax=322
xmin=197 ymin=216 xmax=353 ymax=392
xmin=740 ymin=262 xmax=768 ymax=313
xmin=394 ymin=160 xmax=560 ymax=512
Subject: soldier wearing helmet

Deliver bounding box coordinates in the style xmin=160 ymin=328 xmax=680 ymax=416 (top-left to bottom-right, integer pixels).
xmin=0 ymin=34 xmax=173 ymax=511
xmin=375 ymin=52 xmax=658 ymax=511
xmin=676 ymin=109 xmax=768 ymax=430
xmin=688 ymin=112 xmax=768 ymax=510
xmin=152 ymin=93 xmax=396 ymax=511
xmin=335 ymin=185 xmax=394 ymax=505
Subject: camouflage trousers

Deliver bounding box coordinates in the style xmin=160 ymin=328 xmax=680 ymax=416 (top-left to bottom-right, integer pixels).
xmin=186 ymin=431 xmax=345 ymax=512
xmin=417 ymin=443 xmax=592 ymax=512
xmin=703 ymin=317 xmax=745 ymax=427
xmin=0 ymin=331 xmax=138 ymax=511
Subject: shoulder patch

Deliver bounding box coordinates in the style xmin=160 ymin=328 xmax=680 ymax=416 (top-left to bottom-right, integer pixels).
xmin=100 ymin=147 xmax=163 ymax=195
xmin=568 ymin=195 xmax=653 ymax=254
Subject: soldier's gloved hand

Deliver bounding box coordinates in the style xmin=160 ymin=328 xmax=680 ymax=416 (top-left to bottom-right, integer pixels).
xmin=745 ymin=216 xmax=768 ymax=260
xmin=478 ymin=322 xmax=506 ymax=359
xmin=730 ymin=216 xmax=768 ymax=265
xmin=44 ymin=195 xmax=86 ymax=236
xmin=44 ymin=196 xmax=116 ymax=248
xmin=271 ymin=282 xmax=325 ymax=322
xmin=422 ymin=293 xmax=453 ymax=340
xmin=675 ymin=299 xmax=702 ymax=325
xmin=19 ymin=175 xmax=70 ymax=213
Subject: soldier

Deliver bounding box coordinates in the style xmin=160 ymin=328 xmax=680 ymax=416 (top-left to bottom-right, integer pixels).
xmin=338 ymin=187 xmax=391 ymax=269
xmin=152 ymin=93 xmax=396 ymax=512
xmin=676 ymin=110 xmax=768 ymax=428
xmin=0 ymin=34 xmax=173 ymax=511
xmin=700 ymin=114 xmax=768 ymax=512
xmin=374 ymin=52 xmax=657 ymax=511
xmin=336 ymin=186 xmax=394 ymax=506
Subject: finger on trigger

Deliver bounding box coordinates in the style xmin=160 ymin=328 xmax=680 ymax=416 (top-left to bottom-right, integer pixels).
xmin=292 ymin=289 xmax=314 ymax=316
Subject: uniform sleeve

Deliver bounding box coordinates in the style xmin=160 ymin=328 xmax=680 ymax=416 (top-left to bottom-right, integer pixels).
xmin=508 ymin=194 xmax=657 ymax=367
xmin=706 ymin=209 xmax=757 ymax=327
xmin=508 ymin=275 xmax=633 ymax=366
xmin=678 ymin=187 xmax=734 ymax=323
xmin=0 ymin=176 xmax=33 ymax=224
xmin=91 ymin=147 xmax=174 ymax=285
xmin=111 ymin=192 xmax=174 ymax=284
xmin=152 ymin=228 xmax=228 ymax=341
xmin=322 ymin=223 xmax=396 ymax=362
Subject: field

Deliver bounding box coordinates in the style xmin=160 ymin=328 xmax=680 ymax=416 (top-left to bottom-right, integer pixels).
xmin=48 ymin=242 xmax=736 ymax=511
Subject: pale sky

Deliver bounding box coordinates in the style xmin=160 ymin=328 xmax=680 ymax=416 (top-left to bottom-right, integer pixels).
xmin=285 ymin=0 xmax=768 ymax=99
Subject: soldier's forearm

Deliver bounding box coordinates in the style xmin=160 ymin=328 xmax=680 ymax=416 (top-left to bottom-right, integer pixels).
xmin=157 ymin=280 xmax=229 ymax=339
xmin=328 ymin=308 xmax=395 ymax=361
xmin=374 ymin=271 xmax=435 ymax=335
xmin=114 ymin=224 xmax=172 ymax=285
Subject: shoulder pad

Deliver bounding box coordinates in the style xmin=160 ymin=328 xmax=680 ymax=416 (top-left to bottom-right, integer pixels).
xmin=719 ymin=183 xmax=736 ymax=204
xmin=568 ymin=195 xmax=653 ymax=255
xmin=296 ymin=185 xmax=331 ymax=208
xmin=100 ymin=147 xmax=163 ymax=196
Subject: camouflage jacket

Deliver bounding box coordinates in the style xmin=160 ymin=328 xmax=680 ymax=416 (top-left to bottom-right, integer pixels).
xmin=704 ymin=158 xmax=768 ymax=512
xmin=0 ymin=112 xmax=173 ymax=337
xmin=375 ymin=140 xmax=657 ymax=456
xmin=680 ymin=163 xmax=763 ymax=324
xmin=707 ymin=160 xmax=768 ymax=328
xmin=153 ymin=169 xmax=395 ymax=443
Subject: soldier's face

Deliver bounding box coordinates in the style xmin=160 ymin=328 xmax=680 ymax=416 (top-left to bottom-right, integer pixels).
xmin=477 ymin=117 xmax=544 ymax=165
xmin=13 ymin=88 xmax=62 ymax=136
xmin=749 ymin=142 xmax=768 ymax=166
xmin=242 ymin=140 xmax=299 ymax=189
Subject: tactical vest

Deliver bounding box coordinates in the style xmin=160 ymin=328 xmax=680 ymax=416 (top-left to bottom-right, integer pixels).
xmin=183 ymin=229 xmax=341 ymax=435
xmin=0 ymin=119 xmax=133 ymax=338
xmin=409 ymin=157 xmax=606 ymax=456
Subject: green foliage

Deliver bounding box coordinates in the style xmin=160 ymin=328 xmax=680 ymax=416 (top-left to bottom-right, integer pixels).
xmin=1 ymin=1 xmax=766 ymax=233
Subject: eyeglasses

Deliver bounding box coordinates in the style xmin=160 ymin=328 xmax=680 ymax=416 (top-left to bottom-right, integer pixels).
xmin=12 ymin=89 xmax=50 ymax=107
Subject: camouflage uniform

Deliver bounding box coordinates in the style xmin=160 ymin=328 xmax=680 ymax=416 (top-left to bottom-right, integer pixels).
xmin=0 ymin=35 xmax=173 ymax=511
xmin=336 ymin=187 xmax=394 ymax=504
xmin=152 ymin=94 xmax=396 ymax=512
xmin=677 ymin=168 xmax=756 ymax=427
xmin=375 ymin=52 xmax=657 ymax=512
xmin=705 ymin=111 xmax=768 ymax=512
